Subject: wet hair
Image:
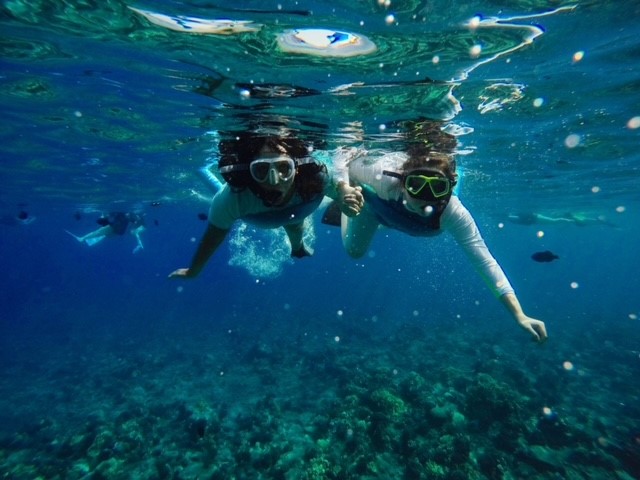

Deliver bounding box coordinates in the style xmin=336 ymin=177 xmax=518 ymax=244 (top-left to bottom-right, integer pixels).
xmin=401 ymin=119 xmax=458 ymax=182
xmin=218 ymin=132 xmax=327 ymax=205
xmin=402 ymin=151 xmax=457 ymax=182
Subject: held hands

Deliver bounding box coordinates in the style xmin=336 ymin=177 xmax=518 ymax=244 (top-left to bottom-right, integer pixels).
xmin=516 ymin=314 xmax=548 ymax=343
xmin=337 ymin=183 xmax=364 ymax=217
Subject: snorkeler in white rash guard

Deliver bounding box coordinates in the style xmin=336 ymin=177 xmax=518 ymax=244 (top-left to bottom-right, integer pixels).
xmin=169 ymin=130 xmax=363 ymax=279
xmin=333 ymin=120 xmax=547 ymax=343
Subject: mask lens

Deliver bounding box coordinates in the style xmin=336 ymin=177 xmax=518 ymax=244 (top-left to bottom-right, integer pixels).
xmin=250 ymin=161 xmax=271 ymax=182
xmin=429 ymin=178 xmax=450 ymax=197
xmin=405 ymin=175 xmax=428 ymax=195
xmin=275 ymin=160 xmax=294 ymax=179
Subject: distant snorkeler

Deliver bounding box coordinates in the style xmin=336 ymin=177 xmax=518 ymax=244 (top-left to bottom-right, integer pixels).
xmin=66 ymin=211 xmax=146 ymax=253
xmin=169 ymin=129 xmax=364 ymax=279
xmin=507 ymin=211 xmax=617 ymax=227
xmin=0 ymin=209 xmax=36 ymax=226
xmin=331 ymin=118 xmax=547 ymax=343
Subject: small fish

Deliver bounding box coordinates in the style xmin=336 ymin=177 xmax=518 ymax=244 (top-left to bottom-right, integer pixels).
xmin=531 ymin=250 xmax=559 ymax=263
xmin=17 ymin=210 xmax=29 ymax=220
xmin=197 ymin=212 xmax=208 ymax=221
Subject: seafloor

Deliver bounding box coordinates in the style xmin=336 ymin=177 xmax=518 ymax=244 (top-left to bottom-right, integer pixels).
xmin=1 ymin=311 xmax=638 ymax=480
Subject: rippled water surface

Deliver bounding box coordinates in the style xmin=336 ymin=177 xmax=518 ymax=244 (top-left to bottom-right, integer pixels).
xmin=1 ymin=1 xmax=639 ymax=479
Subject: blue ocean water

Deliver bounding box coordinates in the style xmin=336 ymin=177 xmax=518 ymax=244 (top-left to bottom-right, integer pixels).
xmin=1 ymin=1 xmax=639 ymax=479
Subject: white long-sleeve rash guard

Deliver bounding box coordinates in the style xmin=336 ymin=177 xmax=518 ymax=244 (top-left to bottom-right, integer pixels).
xmin=340 ymin=150 xmax=515 ymax=297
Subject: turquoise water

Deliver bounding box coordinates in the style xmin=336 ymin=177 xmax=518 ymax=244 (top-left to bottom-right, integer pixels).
xmin=1 ymin=1 xmax=639 ymax=479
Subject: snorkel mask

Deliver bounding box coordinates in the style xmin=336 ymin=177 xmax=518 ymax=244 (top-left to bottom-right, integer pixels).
xmin=219 ymin=156 xmax=296 ymax=185
xmin=383 ymin=168 xmax=455 ymax=202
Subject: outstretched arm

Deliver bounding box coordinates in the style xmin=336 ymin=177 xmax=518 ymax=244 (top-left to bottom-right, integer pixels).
xmin=446 ymin=199 xmax=548 ymax=342
xmin=500 ymin=293 xmax=547 ymax=342
xmin=169 ymin=224 xmax=229 ymax=278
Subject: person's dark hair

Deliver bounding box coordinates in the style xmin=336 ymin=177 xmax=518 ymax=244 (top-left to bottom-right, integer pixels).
xmin=402 ymin=151 xmax=456 ymax=180
xmin=401 ymin=119 xmax=457 ymax=182
xmin=218 ymin=132 xmax=326 ymax=205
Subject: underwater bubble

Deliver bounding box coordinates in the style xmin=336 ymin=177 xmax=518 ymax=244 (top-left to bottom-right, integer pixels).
xmin=533 ymin=98 xmax=544 ymax=108
xmin=337 ymin=309 xmax=344 ymax=316
xmin=424 ymin=205 xmax=434 ymax=215
xmin=591 ymin=186 xmax=601 ymax=193
xmin=498 ymin=222 xmax=504 ymax=229
xmin=572 ymin=51 xmax=584 ymax=63
xmin=385 ymin=15 xmax=395 ymax=25
xmin=627 ymin=116 xmax=640 ymax=129
xmin=628 ymin=313 xmax=637 ymax=320
xmin=470 ymin=44 xmax=482 ymax=58
xmin=570 ymin=282 xmax=579 ymax=289
xmin=536 ymin=230 xmax=544 ymax=238
xmin=432 ymin=55 xmax=440 ymax=64
xmin=615 ymin=206 xmax=625 ymax=213
xmin=239 ymin=89 xmax=251 ymax=99
xmin=542 ymin=406 xmax=552 ymax=416
xmin=564 ymin=134 xmax=581 ymax=148
xmin=378 ymin=124 xmax=386 ymax=131
xmin=334 ymin=336 xmax=340 ymax=342
xmin=563 ymin=361 xmax=574 ymax=371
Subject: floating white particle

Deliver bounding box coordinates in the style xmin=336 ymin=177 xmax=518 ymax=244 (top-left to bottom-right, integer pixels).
xmin=629 ymin=313 xmax=638 ymax=320
xmin=570 ymin=282 xmax=579 ymax=289
xmin=468 ymin=16 xmax=481 ymax=29
xmin=470 ymin=44 xmax=482 ymax=58
xmin=177 ymin=286 xmax=184 ymax=293
xmin=591 ymin=186 xmax=601 ymax=193
xmin=337 ymin=309 xmax=344 ymax=316
xmin=334 ymin=336 xmax=340 ymax=342
xmin=239 ymin=89 xmax=251 ymax=99
xmin=498 ymin=222 xmax=504 ymax=229
xmin=385 ymin=14 xmax=395 ymax=25
xmin=533 ymin=98 xmax=544 ymax=108
xmin=615 ymin=206 xmax=626 ymax=213
xmin=627 ymin=116 xmax=640 ymax=129
xmin=432 ymin=55 xmax=440 ymax=64
xmin=572 ymin=51 xmax=584 ymax=63
xmin=379 ymin=124 xmax=387 ymax=131
xmin=564 ymin=134 xmax=581 ymax=148
xmin=537 ymin=230 xmax=544 ymax=238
